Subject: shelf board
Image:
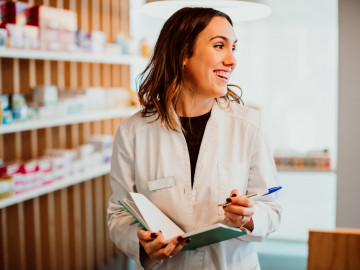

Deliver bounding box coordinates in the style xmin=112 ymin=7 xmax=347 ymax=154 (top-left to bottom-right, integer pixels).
xmin=0 ymin=106 xmax=139 ymax=134
xmin=0 ymin=48 xmax=147 ymax=65
xmin=277 ymin=167 xmax=335 ymax=173
xmin=0 ymin=163 xmax=110 ymax=209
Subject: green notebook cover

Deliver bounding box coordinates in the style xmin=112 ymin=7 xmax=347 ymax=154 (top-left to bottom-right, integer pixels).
xmin=182 ymin=225 xmax=246 ymax=250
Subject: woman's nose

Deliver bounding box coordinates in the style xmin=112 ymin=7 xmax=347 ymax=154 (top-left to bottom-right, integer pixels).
xmin=224 ymin=49 xmax=236 ymax=69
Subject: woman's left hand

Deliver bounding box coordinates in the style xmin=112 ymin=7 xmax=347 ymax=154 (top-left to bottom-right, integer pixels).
xmin=222 ymin=189 xmax=255 ymax=231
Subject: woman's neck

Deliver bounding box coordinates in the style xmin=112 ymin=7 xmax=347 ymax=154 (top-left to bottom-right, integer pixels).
xmin=178 ymin=94 xmax=215 ymax=117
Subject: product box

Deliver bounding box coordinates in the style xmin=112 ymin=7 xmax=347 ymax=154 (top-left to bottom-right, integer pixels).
xmin=0 ymin=161 xmax=21 ymax=176
xmin=0 ymin=28 xmax=6 ymax=48
xmin=11 ymin=93 xmax=28 ymax=122
xmin=39 ymin=27 xmax=60 ymax=51
xmin=26 ymin=5 xmax=77 ymax=31
xmin=23 ymin=25 xmax=39 ymax=49
xmin=60 ymin=29 xmax=76 ymax=52
xmin=76 ymin=30 xmax=92 ymax=52
xmin=31 ymin=85 xmax=58 ymax=107
xmin=0 ymin=1 xmax=30 ymax=28
xmin=0 ymin=174 xmax=13 ymax=199
xmin=6 ymin=23 xmax=24 ymax=48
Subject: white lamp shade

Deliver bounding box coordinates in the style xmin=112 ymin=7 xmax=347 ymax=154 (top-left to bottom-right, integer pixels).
xmin=142 ymin=0 xmax=271 ymax=21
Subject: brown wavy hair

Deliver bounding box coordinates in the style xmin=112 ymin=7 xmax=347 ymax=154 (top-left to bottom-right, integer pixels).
xmin=137 ymin=7 xmax=243 ymax=131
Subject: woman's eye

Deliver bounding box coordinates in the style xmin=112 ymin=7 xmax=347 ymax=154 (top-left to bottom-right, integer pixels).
xmin=214 ymin=44 xmax=224 ymax=49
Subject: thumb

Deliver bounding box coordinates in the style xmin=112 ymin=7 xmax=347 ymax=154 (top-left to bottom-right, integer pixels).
xmin=230 ymin=189 xmax=238 ymax=198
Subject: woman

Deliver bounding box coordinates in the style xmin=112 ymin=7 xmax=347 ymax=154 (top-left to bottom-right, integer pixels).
xmin=108 ymin=7 xmax=281 ymax=270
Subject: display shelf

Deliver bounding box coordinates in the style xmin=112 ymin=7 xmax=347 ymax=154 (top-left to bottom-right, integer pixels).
xmin=0 ymin=48 xmax=147 ymax=65
xmin=0 ymin=163 xmax=111 ymax=209
xmin=276 ymin=167 xmax=335 ymax=173
xmin=0 ymin=106 xmax=139 ymax=134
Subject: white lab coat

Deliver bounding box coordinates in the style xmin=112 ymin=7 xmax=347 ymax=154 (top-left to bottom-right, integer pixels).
xmin=108 ymin=100 xmax=281 ymax=270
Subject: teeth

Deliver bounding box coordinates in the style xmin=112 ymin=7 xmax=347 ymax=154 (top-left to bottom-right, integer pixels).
xmin=214 ymin=71 xmax=229 ymax=80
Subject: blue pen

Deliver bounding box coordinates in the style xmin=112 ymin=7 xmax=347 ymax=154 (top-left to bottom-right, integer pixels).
xmin=218 ymin=186 xmax=282 ymax=206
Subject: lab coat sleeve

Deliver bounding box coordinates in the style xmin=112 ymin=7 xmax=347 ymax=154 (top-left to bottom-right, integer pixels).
xmin=107 ymin=124 xmax=163 ymax=270
xmin=239 ymin=111 xmax=282 ymax=242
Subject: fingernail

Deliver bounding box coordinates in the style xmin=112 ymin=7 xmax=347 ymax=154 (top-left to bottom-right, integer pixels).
xmin=231 ymin=194 xmax=237 ymax=197
xmin=185 ymin=238 xmax=191 ymax=243
xmin=226 ymin=198 xmax=232 ymax=203
xmin=177 ymin=236 xmax=183 ymax=242
xmin=150 ymin=233 xmax=158 ymax=239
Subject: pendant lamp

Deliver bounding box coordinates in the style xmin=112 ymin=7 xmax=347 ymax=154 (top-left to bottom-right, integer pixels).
xmin=142 ymin=0 xmax=271 ymax=21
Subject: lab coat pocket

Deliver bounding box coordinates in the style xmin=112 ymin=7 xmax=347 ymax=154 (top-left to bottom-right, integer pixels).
xmin=146 ymin=176 xmax=179 ymax=220
xmin=218 ymin=162 xmax=250 ymax=215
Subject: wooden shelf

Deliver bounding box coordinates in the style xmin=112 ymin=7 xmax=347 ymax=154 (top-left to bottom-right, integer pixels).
xmin=0 ymin=163 xmax=110 ymax=209
xmin=277 ymin=167 xmax=335 ymax=173
xmin=0 ymin=48 xmax=147 ymax=65
xmin=0 ymin=106 xmax=138 ymax=134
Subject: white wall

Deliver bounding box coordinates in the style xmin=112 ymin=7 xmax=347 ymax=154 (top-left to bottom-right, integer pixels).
xmin=336 ymin=0 xmax=360 ymax=228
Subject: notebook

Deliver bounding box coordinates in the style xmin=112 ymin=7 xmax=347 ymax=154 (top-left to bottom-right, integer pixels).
xmin=118 ymin=192 xmax=246 ymax=250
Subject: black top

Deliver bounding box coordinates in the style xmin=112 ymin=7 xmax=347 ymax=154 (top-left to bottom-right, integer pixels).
xmin=180 ymin=111 xmax=211 ymax=187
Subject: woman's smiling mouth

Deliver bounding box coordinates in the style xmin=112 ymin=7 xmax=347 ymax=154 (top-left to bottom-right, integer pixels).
xmin=214 ymin=70 xmax=230 ymax=82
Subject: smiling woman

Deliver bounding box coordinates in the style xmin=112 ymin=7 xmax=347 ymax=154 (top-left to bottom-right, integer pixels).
xmin=108 ymin=7 xmax=281 ymax=270
xmin=137 ymin=7 xmax=242 ymax=130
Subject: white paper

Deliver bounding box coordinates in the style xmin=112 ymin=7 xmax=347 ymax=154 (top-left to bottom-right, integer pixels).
xmin=130 ymin=192 xmax=184 ymax=241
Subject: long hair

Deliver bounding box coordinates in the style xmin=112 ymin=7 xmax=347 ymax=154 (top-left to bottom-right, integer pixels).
xmin=137 ymin=7 xmax=243 ymax=131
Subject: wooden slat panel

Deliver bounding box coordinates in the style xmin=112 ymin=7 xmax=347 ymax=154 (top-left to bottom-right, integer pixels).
xmin=35 ymin=60 xmax=45 ymax=86
xmin=68 ymin=184 xmax=84 ymax=269
xmin=102 ymin=64 xmax=111 ymax=88
xmin=111 ymin=0 xmax=121 ymax=41
xmin=102 ymin=0 xmax=111 ymax=41
xmin=66 ymin=124 xmax=79 ymax=149
xmin=21 ymin=131 xmax=33 ymax=161
xmin=1 ymin=58 xmax=14 ymax=95
xmin=6 ymin=204 xmax=26 ymax=269
xmin=91 ymin=0 xmax=100 ymax=31
xmin=13 ymin=58 xmax=20 ymax=94
xmin=82 ymin=181 xmax=95 ymax=269
xmin=3 ymin=134 xmax=16 ymax=162
xmin=103 ymin=174 xmax=115 ymax=261
xmin=23 ymin=198 xmax=42 ymax=270
xmin=93 ymin=176 xmax=105 ymax=268
xmin=58 ymin=188 xmax=70 ymax=270
xmin=0 ymin=208 xmax=8 ymax=270
xmin=0 ymin=135 xmax=3 ymax=161
xmin=39 ymin=194 xmax=56 ymax=270
xmin=19 ymin=59 xmax=30 ymax=95
xmin=111 ymin=65 xmax=122 ymax=87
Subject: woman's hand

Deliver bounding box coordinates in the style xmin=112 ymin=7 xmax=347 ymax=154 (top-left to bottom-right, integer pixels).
xmin=223 ymin=189 xmax=255 ymax=231
xmin=137 ymin=229 xmax=190 ymax=260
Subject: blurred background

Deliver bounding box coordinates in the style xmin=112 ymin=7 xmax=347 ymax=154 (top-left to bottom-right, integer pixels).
xmin=1 ymin=0 xmax=359 ymax=269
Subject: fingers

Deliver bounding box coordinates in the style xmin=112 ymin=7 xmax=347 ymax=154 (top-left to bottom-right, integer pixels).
xmin=137 ymin=229 xmax=190 ymax=260
xmin=222 ymin=195 xmax=255 ymax=228
xmin=224 ymin=211 xmax=251 ymax=227
xmin=225 ymin=196 xmax=254 ymax=208
xmin=160 ymin=236 xmax=189 ymax=258
xmin=138 ymin=229 xmax=159 ymax=241
xmin=230 ymin=189 xmax=238 ymax=198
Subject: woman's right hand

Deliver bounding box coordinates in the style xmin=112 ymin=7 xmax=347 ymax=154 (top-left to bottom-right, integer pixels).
xmin=137 ymin=229 xmax=190 ymax=260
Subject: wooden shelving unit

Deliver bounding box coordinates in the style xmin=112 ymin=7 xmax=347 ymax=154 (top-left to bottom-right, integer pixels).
xmin=0 ymin=1 xmax=133 ymax=269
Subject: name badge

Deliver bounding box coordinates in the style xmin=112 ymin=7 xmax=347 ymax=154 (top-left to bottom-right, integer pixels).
xmin=148 ymin=176 xmax=175 ymax=191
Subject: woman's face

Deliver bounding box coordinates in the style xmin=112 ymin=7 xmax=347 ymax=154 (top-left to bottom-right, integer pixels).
xmin=183 ymin=16 xmax=237 ymax=100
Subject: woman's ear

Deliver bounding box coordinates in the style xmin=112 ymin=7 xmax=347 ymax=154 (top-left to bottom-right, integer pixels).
xmin=183 ymin=58 xmax=188 ymax=68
